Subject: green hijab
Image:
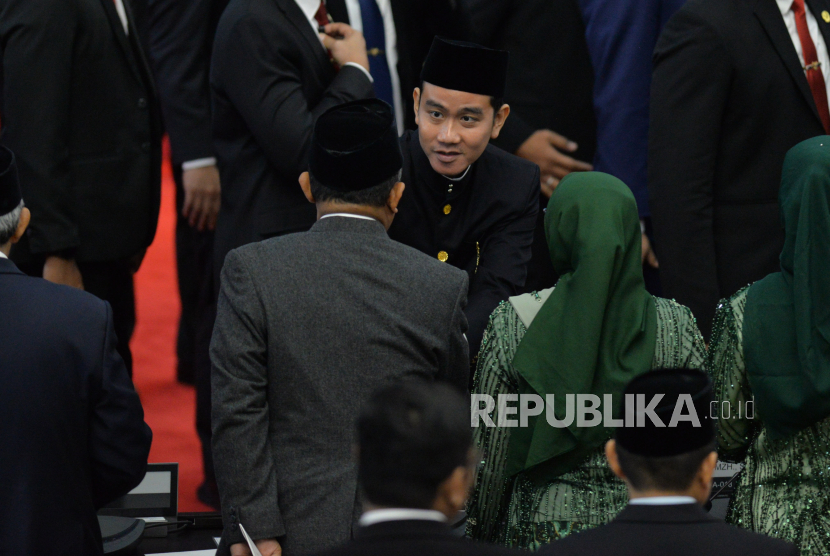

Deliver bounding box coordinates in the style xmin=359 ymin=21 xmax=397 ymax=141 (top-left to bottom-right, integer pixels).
xmin=744 ymin=136 xmax=830 ymax=440
xmin=505 ymin=172 xmax=657 ymax=480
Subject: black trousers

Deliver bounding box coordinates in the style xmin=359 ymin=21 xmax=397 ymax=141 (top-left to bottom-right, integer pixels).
xmin=16 ymin=258 xmax=136 ymax=376
xmin=173 ymin=165 xmax=218 ymax=494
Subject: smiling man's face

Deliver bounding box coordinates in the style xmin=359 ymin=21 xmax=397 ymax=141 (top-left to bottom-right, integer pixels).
xmin=414 ymin=82 xmax=509 ymax=177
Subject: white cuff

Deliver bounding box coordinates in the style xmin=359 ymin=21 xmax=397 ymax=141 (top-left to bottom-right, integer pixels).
xmin=640 ymin=219 xmax=646 ymax=234
xmin=343 ymin=62 xmax=373 ymax=83
xmin=182 ymin=157 xmax=217 ymax=171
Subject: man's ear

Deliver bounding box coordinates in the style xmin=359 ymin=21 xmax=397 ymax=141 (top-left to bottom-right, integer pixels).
xmin=490 ymin=104 xmax=510 ymax=140
xmin=413 ymin=88 xmax=421 ymax=127
xmin=605 ymin=439 xmax=626 ymax=481
xmin=387 ymin=182 xmax=405 ymax=213
xmin=299 ymin=172 xmax=315 ymax=203
xmin=11 ymin=207 xmax=30 ymax=244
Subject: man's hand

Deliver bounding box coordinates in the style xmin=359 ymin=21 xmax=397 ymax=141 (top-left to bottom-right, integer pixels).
xmin=182 ymin=165 xmax=221 ymax=231
xmin=642 ymin=233 xmax=659 ymax=268
xmin=230 ymin=539 xmax=281 ymax=556
xmin=320 ymin=23 xmax=370 ymax=72
xmin=43 ymin=255 xmax=84 ymax=290
xmin=516 ymin=129 xmax=593 ymax=197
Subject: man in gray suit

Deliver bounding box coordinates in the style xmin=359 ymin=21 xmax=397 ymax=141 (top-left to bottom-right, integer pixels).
xmin=210 ymin=98 xmax=470 ymax=556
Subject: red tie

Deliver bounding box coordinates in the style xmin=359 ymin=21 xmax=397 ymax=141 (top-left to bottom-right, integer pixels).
xmin=314 ymin=0 xmax=330 ymax=27
xmin=792 ymin=0 xmax=830 ymax=133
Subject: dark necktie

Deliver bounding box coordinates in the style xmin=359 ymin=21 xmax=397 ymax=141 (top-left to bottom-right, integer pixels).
xmin=358 ymin=0 xmax=395 ymax=110
xmin=792 ymin=0 xmax=830 ymax=133
xmin=314 ymin=1 xmax=337 ymax=68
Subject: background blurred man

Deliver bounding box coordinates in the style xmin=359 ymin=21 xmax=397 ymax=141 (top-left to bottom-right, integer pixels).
xmin=211 ymin=0 xmax=374 ymax=276
xmin=649 ymin=0 xmax=829 ymax=338
xmin=0 ymin=0 xmax=163 ymax=374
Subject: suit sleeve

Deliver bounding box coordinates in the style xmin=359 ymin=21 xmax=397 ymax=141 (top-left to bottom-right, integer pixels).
xmin=467 ymin=168 xmax=539 ymax=357
xmin=648 ymin=7 xmax=731 ymax=339
xmin=0 ymin=0 xmax=80 ymax=254
xmin=89 ymin=302 xmax=153 ymax=508
xmin=442 ymin=274 xmax=470 ymax=392
xmin=147 ymin=0 xmax=215 ymax=165
xmin=211 ymin=16 xmax=374 ymax=179
xmin=210 ymin=248 xmax=282 ymax=544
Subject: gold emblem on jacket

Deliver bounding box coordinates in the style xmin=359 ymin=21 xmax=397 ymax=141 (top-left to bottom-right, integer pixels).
xmin=823 ymin=10 xmax=830 ymax=22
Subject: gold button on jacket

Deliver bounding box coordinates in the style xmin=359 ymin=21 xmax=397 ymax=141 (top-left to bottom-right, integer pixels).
xmin=443 ymin=204 xmax=452 ymax=215
xmin=437 ymin=251 xmax=449 ymax=262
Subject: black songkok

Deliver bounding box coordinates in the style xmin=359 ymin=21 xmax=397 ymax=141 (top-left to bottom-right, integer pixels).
xmin=420 ymin=37 xmax=509 ymax=98
xmin=0 ymin=146 xmax=21 ymax=217
xmin=309 ymin=99 xmax=402 ymax=193
xmin=616 ymin=368 xmax=716 ymax=458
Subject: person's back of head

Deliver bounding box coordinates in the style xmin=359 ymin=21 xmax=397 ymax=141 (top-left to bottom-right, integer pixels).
xmin=0 ymin=146 xmax=30 ymax=255
xmin=357 ymin=380 xmax=474 ymax=518
xmin=299 ymin=98 xmax=405 ymax=229
xmin=605 ymin=368 xmax=718 ymax=505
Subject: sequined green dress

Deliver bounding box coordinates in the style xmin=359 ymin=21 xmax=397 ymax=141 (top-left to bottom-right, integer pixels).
xmin=467 ymin=291 xmax=707 ymax=550
xmin=709 ymin=287 xmax=830 ymax=555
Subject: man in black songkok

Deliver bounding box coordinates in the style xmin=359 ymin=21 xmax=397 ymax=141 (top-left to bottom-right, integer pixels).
xmin=387 ymin=37 xmax=540 ymax=361
xmin=538 ymin=368 xmax=797 ymax=556
xmin=210 ymin=99 xmax=470 ymax=556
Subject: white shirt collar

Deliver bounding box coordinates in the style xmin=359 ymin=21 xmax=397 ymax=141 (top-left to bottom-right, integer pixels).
xmin=0 ymin=251 xmax=7 ymax=259
xmin=776 ymin=0 xmax=793 ymax=15
xmin=320 ymin=213 xmax=378 ymax=222
xmin=359 ymin=508 xmax=448 ymax=527
xmin=294 ymin=0 xmax=323 ymax=24
xmin=443 ymin=165 xmax=471 ymax=182
xmin=629 ymin=496 xmax=697 ymax=506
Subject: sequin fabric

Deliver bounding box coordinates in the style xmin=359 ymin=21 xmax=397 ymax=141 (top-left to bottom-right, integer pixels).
xmin=709 ymin=287 xmax=830 ymax=555
xmin=467 ymin=294 xmax=706 ymax=550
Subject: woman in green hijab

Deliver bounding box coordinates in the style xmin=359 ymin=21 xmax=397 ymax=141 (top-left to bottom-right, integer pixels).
xmin=708 ymin=136 xmax=830 ymax=555
xmin=466 ymin=172 xmax=705 ymax=550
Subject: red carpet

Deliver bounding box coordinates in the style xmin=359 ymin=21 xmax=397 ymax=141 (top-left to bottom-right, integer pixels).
xmin=130 ymin=139 xmax=214 ymax=513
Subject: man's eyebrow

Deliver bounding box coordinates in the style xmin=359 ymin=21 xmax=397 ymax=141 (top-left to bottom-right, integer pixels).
xmin=459 ymin=106 xmax=484 ymax=116
xmin=424 ymin=100 xmax=446 ymax=110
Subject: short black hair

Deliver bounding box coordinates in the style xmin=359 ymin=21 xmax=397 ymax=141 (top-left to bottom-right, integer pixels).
xmin=418 ymin=81 xmax=504 ymax=113
xmin=309 ymin=170 xmax=400 ymax=208
xmin=357 ymin=380 xmax=471 ymax=509
xmin=616 ymin=440 xmax=717 ymax=492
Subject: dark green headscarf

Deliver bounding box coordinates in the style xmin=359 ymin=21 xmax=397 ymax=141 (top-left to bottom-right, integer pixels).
xmin=506 ymin=172 xmax=657 ymax=481
xmin=744 ymin=136 xmax=830 ymax=440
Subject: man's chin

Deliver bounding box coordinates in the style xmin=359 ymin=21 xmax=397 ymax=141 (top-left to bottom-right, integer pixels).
xmin=427 ymin=156 xmax=467 ymax=178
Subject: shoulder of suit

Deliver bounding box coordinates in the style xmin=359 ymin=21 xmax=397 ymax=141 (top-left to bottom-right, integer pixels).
xmin=708 ymin=521 xmax=799 ymax=554
xmin=673 ymin=0 xmax=745 ymax=30
xmin=11 ymin=274 xmax=108 ymax=318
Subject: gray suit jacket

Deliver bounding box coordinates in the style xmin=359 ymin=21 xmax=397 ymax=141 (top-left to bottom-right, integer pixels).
xmin=210 ymin=215 xmax=469 ymax=555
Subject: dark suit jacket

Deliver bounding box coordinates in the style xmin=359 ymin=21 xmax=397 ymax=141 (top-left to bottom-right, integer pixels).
xmin=211 ymin=0 xmax=374 ymax=273
xmin=325 ymin=0 xmax=469 ymax=131
xmin=0 ymin=0 xmax=162 ymax=263
xmin=0 ymin=257 xmax=152 ymax=556
xmin=465 ymin=0 xmax=596 ymax=160
xmin=211 ymin=216 xmax=470 ymax=555
xmin=148 ymin=0 xmax=229 ymax=166
xmin=648 ymin=0 xmax=828 ymax=338
xmin=315 ymin=519 xmax=521 ymax=556
xmin=539 ymin=503 xmax=798 ymax=556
